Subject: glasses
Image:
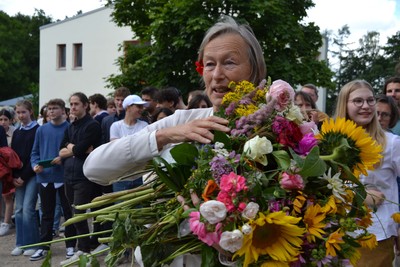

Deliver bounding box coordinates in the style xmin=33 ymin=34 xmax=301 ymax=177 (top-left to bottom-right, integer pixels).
xmin=348 ymin=97 xmax=376 ymax=107
xmin=377 ymin=111 xmax=391 ymax=119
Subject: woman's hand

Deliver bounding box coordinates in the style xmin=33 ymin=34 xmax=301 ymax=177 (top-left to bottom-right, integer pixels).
xmin=156 ymin=116 xmax=230 ymax=150
xmin=365 ymin=189 xmax=385 ymax=208
xmin=13 ymin=177 xmax=24 ymax=187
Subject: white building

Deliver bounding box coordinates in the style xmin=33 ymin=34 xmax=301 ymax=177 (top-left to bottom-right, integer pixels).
xmin=39 ymin=6 xmax=133 ymax=108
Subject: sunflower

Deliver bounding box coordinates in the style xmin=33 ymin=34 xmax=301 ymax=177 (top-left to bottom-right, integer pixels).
xmin=357 ymin=234 xmax=377 ymax=249
xmin=234 ymin=211 xmax=304 ymax=267
xmin=316 ymin=117 xmax=382 ymax=177
xmin=303 ymin=204 xmax=326 ymax=243
xmin=392 ymin=212 xmax=400 ymax=223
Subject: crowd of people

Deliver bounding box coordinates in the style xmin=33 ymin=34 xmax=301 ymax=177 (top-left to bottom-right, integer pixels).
xmin=1 ymin=15 xmax=400 ymax=267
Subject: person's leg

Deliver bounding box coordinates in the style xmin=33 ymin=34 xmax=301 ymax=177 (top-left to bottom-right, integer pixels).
xmin=21 ymin=177 xmax=39 ymax=246
xmin=52 ymin=191 xmax=62 ymax=235
xmin=71 ymin=181 xmax=95 ymax=253
xmin=38 ymin=184 xmax=56 ymax=249
xmin=14 ymin=184 xmax=26 ymax=247
xmin=58 ymin=185 xmax=76 ymax=249
xmin=3 ymin=192 xmax=14 ymax=224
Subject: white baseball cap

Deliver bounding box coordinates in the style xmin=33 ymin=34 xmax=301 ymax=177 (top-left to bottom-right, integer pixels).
xmin=122 ymin=95 xmax=149 ymax=109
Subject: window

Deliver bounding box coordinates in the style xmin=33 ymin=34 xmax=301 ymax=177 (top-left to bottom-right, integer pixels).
xmin=73 ymin=43 xmax=82 ymax=68
xmin=57 ymin=44 xmax=66 ymax=69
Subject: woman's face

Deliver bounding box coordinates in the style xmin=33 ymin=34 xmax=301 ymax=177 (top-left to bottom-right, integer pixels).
xmin=295 ymin=95 xmax=312 ymax=111
xmin=0 ymin=115 xmax=11 ymax=130
xmin=203 ymin=33 xmax=252 ymax=110
xmin=376 ymin=102 xmax=391 ymax=130
xmin=16 ymin=105 xmax=32 ymax=125
xmin=347 ymin=87 xmax=375 ymax=127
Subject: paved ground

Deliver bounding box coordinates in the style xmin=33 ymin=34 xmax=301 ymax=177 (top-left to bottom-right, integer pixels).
xmin=0 ymin=227 xmax=138 ymax=267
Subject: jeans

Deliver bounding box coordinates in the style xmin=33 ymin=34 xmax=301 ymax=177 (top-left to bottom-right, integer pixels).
xmin=112 ymin=177 xmax=143 ymax=192
xmin=14 ymin=176 xmax=39 ymax=247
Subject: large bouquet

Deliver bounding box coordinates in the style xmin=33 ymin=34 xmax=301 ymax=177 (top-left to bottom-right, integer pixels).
xmin=64 ymin=79 xmax=383 ymax=267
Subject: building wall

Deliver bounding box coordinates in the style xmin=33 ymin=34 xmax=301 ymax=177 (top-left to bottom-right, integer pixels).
xmin=39 ymin=7 xmax=133 ymax=108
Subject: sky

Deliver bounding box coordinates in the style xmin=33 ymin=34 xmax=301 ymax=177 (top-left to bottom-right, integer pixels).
xmin=0 ymin=0 xmax=399 ymax=46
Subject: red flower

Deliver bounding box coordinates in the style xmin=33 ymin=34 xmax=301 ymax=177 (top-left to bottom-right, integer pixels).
xmin=195 ymin=61 xmax=203 ymax=76
xmin=272 ymin=116 xmax=303 ymax=149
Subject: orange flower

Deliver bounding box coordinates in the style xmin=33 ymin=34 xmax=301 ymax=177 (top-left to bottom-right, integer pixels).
xmin=202 ymin=180 xmax=219 ymax=201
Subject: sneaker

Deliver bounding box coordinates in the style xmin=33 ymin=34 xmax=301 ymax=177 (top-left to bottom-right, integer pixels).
xmin=0 ymin=223 xmax=11 ymax=236
xmin=11 ymin=247 xmax=23 ymax=256
xmin=91 ymin=243 xmax=109 ymax=254
xmin=52 ymin=230 xmax=59 ymax=237
xmin=23 ymin=249 xmax=36 ymax=256
xmin=30 ymin=249 xmax=48 ymax=261
xmin=66 ymin=247 xmax=75 ymax=259
xmin=60 ymin=250 xmax=85 ymax=266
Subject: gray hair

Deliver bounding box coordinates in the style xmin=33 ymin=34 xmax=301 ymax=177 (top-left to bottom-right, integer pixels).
xmin=197 ymin=16 xmax=266 ymax=85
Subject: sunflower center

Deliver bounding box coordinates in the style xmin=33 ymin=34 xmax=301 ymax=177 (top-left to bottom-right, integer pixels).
xmin=252 ymin=222 xmax=280 ymax=249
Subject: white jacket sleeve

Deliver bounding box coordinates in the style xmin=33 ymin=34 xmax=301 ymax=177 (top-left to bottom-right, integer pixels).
xmin=83 ymin=108 xmax=214 ymax=185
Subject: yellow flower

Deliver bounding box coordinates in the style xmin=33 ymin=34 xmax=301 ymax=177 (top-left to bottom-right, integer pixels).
xmin=261 ymin=260 xmax=290 ymax=267
xmin=325 ymin=229 xmax=345 ymax=257
xmin=303 ymin=204 xmax=326 ymax=242
xmin=316 ymin=117 xmax=383 ymax=177
xmin=321 ymin=195 xmax=337 ymax=215
xmin=236 ymin=103 xmax=259 ymax=117
xmin=234 ymin=211 xmax=304 ymax=267
xmin=392 ymin=212 xmax=400 ymax=223
xmin=356 ymin=204 xmax=373 ymax=228
xmin=291 ymin=194 xmax=306 ymax=215
xmin=357 ymin=234 xmax=378 ymax=250
xmin=222 ymin=80 xmax=257 ymax=105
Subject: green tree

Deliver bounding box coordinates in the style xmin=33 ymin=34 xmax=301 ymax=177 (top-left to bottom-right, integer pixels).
xmin=105 ymin=0 xmax=334 ymax=96
xmin=0 ymin=10 xmax=52 ymax=101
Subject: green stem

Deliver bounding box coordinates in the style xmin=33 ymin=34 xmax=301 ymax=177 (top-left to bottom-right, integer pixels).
xmin=19 ymin=229 xmax=112 ymax=249
xmin=320 ymin=149 xmax=340 ymax=161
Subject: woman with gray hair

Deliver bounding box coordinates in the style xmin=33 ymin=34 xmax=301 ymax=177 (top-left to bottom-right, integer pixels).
xmin=84 ymin=16 xmax=266 ymax=186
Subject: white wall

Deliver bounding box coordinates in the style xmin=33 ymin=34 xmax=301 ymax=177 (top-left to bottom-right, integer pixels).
xmin=39 ymin=7 xmax=133 ymax=108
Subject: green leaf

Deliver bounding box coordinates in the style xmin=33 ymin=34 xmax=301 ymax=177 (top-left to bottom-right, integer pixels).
xmin=153 ymin=156 xmax=181 ymax=192
xmin=170 ymin=143 xmax=198 ymax=166
xmin=213 ymin=130 xmax=232 ymax=149
xmin=272 ymin=150 xmax=290 ymax=170
xmin=297 ymin=147 xmax=327 ymax=178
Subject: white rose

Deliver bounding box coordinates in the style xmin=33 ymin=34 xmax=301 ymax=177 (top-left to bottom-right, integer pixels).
xmin=241 ymin=223 xmax=252 ymax=235
xmin=243 ymin=136 xmax=273 ymax=166
xmin=200 ymin=200 xmax=227 ymax=224
xmin=242 ymin=202 xmax=259 ymax=220
xmin=286 ymin=105 xmax=304 ymax=124
xmin=219 ymin=230 xmax=244 ymax=253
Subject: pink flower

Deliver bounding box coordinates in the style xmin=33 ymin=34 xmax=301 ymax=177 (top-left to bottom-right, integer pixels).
xmin=295 ymin=133 xmax=318 ymax=156
xmin=189 ymin=211 xmax=221 ymax=246
xmin=217 ymin=191 xmax=236 ymax=212
xmin=272 ymin=116 xmax=303 ymax=148
xmin=219 ymin=172 xmax=248 ymax=193
xmin=280 ymin=172 xmax=304 ymax=190
xmin=299 ymin=121 xmax=318 ymax=135
xmin=267 ymin=79 xmax=295 ymax=111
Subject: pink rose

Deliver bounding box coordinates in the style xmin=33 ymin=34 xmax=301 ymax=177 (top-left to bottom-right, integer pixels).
xmin=299 ymin=121 xmax=318 ymax=135
xmin=280 ymin=172 xmax=304 ymax=190
xmin=219 ymin=172 xmax=248 ymax=193
xmin=267 ymin=79 xmax=295 ymax=111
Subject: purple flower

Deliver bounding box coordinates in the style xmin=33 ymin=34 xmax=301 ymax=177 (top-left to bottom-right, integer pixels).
xmin=209 ymin=155 xmax=233 ymax=182
xmin=295 ymin=133 xmax=318 ymax=156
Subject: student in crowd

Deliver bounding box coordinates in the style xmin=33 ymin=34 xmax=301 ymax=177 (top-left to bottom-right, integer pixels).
xmin=383 ymin=76 xmax=400 ymax=135
xmin=294 ymin=91 xmax=328 ymax=126
xmin=106 ymin=98 xmax=116 ymax=116
xmin=89 ymin=93 xmax=109 ymax=124
xmin=187 ymin=90 xmax=204 ymax=105
xmin=335 ymin=80 xmax=400 ymax=266
xmin=187 ymin=94 xmax=212 ymax=109
xmin=301 ymin=83 xmax=319 ymax=103
xmin=101 ymin=87 xmax=130 ymax=143
xmin=29 ymin=99 xmax=76 ymax=261
xmin=10 ymin=100 xmax=40 ymax=257
xmin=376 ymin=94 xmax=399 ymax=131
xmin=155 ymin=87 xmax=181 ymax=113
xmin=152 ymin=108 xmax=174 ymax=122
xmin=0 ymin=109 xmax=16 ymax=236
xmin=110 ymin=95 xmax=149 ymax=192
xmin=141 ymin=86 xmax=159 ymax=124
xmin=59 ymin=92 xmax=102 ymax=265
xmin=83 ymin=15 xmax=266 ymax=266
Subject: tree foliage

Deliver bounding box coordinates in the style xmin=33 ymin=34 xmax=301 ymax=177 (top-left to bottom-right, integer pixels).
xmin=105 ymin=0 xmax=334 ymax=96
xmin=0 ymin=10 xmax=52 ymax=101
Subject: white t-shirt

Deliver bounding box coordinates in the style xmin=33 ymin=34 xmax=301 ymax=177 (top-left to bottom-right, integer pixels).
xmin=109 ymin=119 xmax=148 ymax=140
